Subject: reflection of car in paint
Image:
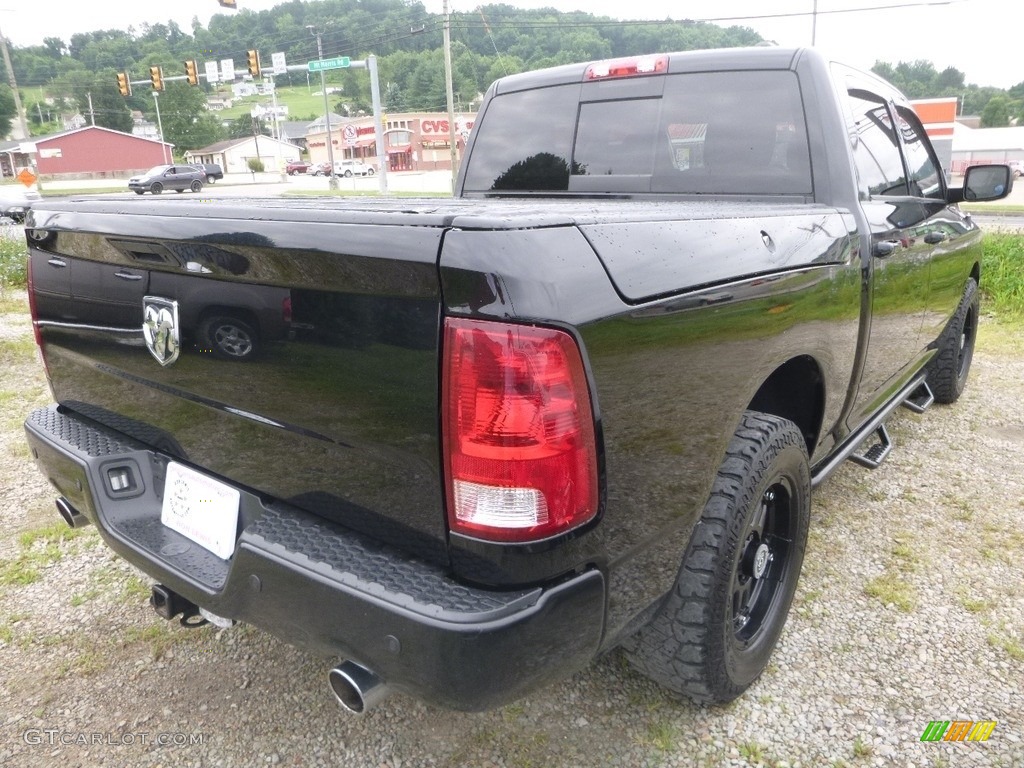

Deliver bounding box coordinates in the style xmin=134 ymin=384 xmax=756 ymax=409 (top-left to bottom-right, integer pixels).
xmin=28 ymin=240 xmax=290 ymax=361
xmin=0 ymin=184 xmax=42 ymax=222
xmin=22 ymin=47 xmax=1014 ymax=716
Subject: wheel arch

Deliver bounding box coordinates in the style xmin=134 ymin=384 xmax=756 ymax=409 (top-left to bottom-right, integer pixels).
xmin=746 ymin=355 xmax=825 ymax=457
xmin=197 ymin=304 xmax=263 ymax=338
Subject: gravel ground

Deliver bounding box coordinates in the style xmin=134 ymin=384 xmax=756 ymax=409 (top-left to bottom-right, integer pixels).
xmin=0 ymin=293 xmax=1021 ymax=768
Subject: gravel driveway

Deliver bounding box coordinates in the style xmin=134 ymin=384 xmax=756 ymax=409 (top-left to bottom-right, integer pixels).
xmin=0 ymin=295 xmax=1021 ymax=768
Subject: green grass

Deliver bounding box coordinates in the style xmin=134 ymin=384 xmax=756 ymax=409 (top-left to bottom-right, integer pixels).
xmin=0 ymin=235 xmax=27 ymax=290
xmin=981 ymin=233 xmax=1024 ymax=321
xmin=863 ymin=572 xmax=916 ymax=613
xmin=215 ymin=83 xmax=346 ymax=123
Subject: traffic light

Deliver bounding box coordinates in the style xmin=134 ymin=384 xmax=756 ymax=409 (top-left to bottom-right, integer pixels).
xmin=184 ymin=59 xmax=199 ymax=86
xmin=149 ymin=65 xmax=164 ymax=92
xmin=246 ymin=49 xmax=261 ymax=78
xmin=116 ymin=72 xmax=131 ymax=97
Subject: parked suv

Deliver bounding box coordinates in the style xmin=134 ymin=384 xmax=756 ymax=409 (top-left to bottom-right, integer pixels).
xmin=333 ymin=160 xmax=375 ymax=177
xmin=128 ymin=165 xmax=205 ymax=195
xmin=191 ymin=163 xmax=223 ymax=183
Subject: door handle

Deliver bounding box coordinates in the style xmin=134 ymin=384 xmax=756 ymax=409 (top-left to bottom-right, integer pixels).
xmin=46 ymin=258 xmax=67 ymax=268
xmin=873 ymin=240 xmax=899 ymax=258
xmin=923 ymin=231 xmax=947 ymax=245
xmin=113 ymin=271 xmax=143 ymax=281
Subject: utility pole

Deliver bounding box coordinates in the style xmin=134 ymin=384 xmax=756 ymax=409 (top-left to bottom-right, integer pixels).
xmin=307 ymin=24 xmax=338 ymax=191
xmin=153 ymin=91 xmax=169 ymax=164
xmin=87 ymin=92 xmax=95 ymax=126
xmin=443 ymin=0 xmax=458 ymax=193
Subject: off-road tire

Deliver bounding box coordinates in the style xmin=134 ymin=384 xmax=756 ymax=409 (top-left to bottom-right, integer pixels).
xmin=927 ymin=278 xmax=978 ymax=404
xmin=623 ymin=411 xmax=810 ymax=704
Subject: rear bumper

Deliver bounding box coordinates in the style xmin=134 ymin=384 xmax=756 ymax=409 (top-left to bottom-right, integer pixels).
xmin=24 ymin=405 xmax=606 ymax=711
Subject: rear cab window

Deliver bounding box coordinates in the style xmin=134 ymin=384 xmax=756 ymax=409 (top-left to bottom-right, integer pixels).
xmin=462 ymin=69 xmax=812 ymax=197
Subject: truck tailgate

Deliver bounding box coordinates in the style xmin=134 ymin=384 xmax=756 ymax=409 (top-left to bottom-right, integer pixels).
xmin=28 ymin=198 xmax=451 ymax=561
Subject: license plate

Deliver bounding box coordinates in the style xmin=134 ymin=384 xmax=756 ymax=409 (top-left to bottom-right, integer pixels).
xmin=160 ymin=462 xmax=240 ymax=560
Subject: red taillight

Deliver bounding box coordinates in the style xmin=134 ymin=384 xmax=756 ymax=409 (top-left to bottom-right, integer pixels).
xmin=442 ymin=318 xmax=599 ymax=543
xmin=584 ymin=55 xmax=668 ymax=81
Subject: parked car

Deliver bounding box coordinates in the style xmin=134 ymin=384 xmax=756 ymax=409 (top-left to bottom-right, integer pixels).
xmin=191 ymin=163 xmax=223 ymax=183
xmin=0 ymin=184 xmax=42 ymax=223
xmin=285 ymin=160 xmax=312 ymax=175
xmin=128 ymin=165 xmax=205 ymax=195
xmin=1009 ymin=160 xmax=1024 ymax=178
xmin=311 ymin=160 xmax=376 ymax=177
xmin=333 ymin=160 xmax=375 ymax=177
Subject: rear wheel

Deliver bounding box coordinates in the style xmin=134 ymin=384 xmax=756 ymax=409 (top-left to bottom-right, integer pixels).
xmin=190 ymin=180 xmax=203 ymax=192
xmin=199 ymin=315 xmax=259 ymax=361
xmin=624 ymin=411 xmax=810 ymax=704
xmin=927 ymin=278 xmax=978 ymax=404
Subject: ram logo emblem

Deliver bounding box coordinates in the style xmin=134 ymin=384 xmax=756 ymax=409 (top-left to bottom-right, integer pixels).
xmin=142 ymin=296 xmax=181 ymax=367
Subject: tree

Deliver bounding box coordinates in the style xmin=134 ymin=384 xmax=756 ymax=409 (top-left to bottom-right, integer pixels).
xmin=154 ymin=81 xmax=223 ymax=152
xmin=0 ymin=85 xmax=16 ymax=138
xmin=980 ymin=95 xmax=1012 ymax=128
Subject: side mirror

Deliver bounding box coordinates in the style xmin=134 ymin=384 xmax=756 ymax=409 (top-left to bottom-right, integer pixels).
xmin=958 ymin=164 xmax=1013 ymax=203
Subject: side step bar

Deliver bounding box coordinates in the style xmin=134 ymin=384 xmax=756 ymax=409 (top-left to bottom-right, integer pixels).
xmin=902 ymin=381 xmax=935 ymax=414
xmin=849 ymin=424 xmax=892 ymax=469
xmin=811 ymin=373 xmax=927 ymax=487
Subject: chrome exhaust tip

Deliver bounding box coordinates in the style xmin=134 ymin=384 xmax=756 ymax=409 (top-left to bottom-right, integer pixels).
xmin=328 ymin=660 xmax=390 ymax=715
xmin=56 ymin=497 xmax=90 ymax=528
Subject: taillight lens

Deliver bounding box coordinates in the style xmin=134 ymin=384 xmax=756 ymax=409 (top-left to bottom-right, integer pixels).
xmin=442 ymin=318 xmax=598 ymax=543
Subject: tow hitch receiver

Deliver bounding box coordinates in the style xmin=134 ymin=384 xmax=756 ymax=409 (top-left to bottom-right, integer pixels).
xmin=150 ymin=584 xmax=205 ymax=627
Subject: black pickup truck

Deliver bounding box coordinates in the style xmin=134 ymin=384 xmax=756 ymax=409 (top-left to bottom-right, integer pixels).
xmin=22 ymin=47 xmax=1011 ymax=714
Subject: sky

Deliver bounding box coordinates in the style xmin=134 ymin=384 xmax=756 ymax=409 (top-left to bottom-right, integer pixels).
xmin=0 ymin=0 xmax=1020 ymax=89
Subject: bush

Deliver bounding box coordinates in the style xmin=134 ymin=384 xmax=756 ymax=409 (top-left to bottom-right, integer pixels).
xmin=0 ymin=229 xmax=27 ymax=289
xmin=247 ymin=158 xmax=265 ymax=173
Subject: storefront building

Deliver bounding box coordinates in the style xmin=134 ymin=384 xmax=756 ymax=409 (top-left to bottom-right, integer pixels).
xmin=305 ymin=111 xmax=476 ymax=172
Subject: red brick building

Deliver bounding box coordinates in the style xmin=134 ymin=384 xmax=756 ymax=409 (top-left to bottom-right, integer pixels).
xmin=32 ymin=126 xmax=173 ymax=179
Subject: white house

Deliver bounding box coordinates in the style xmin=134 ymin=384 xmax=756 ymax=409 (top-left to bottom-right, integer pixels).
xmin=185 ymin=135 xmax=302 ymax=174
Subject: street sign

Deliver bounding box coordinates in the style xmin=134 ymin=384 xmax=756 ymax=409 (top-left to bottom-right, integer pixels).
xmin=16 ymin=169 xmax=36 ymax=187
xmin=204 ymin=61 xmax=220 ymax=84
xmin=271 ymin=51 xmax=287 ymax=76
xmin=342 ymin=124 xmax=357 ymax=146
xmin=308 ymin=56 xmax=351 ymax=73
xmin=220 ymin=58 xmax=235 ymax=82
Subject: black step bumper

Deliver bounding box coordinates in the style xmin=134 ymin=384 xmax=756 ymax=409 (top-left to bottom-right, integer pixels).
xmin=24 ymin=405 xmax=606 ymax=711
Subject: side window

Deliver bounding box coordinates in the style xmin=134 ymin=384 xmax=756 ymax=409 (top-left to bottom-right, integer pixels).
xmin=847 ymin=89 xmax=907 ymax=197
xmin=896 ymin=106 xmax=944 ymax=199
